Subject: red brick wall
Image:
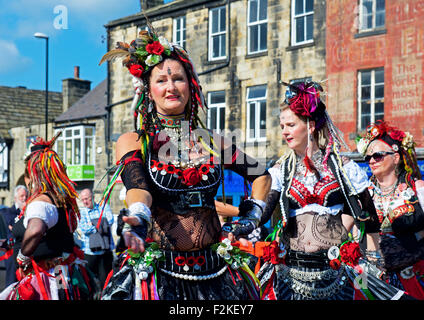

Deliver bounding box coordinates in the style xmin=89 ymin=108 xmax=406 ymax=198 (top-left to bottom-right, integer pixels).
xmin=326 ymin=0 xmax=424 ymax=150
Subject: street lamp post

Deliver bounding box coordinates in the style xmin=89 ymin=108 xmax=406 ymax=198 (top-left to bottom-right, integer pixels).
xmin=34 ymin=32 xmax=49 ymax=140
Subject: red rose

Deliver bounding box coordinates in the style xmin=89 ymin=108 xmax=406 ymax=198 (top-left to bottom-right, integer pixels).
xmin=128 ymin=64 xmax=144 ymax=78
xmin=340 ymin=242 xmax=362 ymax=267
xmin=289 ymin=103 xmax=311 ymax=118
xmin=146 ymin=41 xmax=164 ymax=56
xmin=181 ymin=167 xmax=201 ymax=186
xmin=389 ymin=130 xmax=405 ymax=142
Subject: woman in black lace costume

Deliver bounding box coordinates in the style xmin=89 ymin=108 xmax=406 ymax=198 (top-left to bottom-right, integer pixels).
xmin=257 ymin=81 xmax=408 ymax=300
xmin=99 ymin=30 xmax=271 ymax=300
xmin=356 ymin=121 xmax=424 ymax=299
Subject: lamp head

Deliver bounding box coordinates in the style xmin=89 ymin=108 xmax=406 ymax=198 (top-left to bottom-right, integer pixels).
xmin=34 ymin=32 xmax=48 ymax=39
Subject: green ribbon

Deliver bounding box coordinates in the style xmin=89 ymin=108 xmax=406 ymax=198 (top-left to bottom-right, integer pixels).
xmin=265 ymin=220 xmax=282 ymax=242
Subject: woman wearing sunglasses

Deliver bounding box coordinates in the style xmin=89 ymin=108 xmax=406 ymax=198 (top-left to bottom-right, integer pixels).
xmin=257 ymin=81 xmax=405 ymax=300
xmin=357 ymin=121 xmax=424 ymax=299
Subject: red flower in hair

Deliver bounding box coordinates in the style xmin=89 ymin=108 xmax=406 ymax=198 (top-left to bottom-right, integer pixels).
xmin=289 ymin=101 xmax=312 ymax=118
xmin=146 ymin=41 xmax=164 ymax=56
xmin=128 ymin=64 xmax=144 ymax=78
xmin=389 ymin=129 xmax=405 ymax=142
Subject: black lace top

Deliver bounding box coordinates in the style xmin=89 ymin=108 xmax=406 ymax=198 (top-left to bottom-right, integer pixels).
xmin=120 ymin=133 xmax=268 ymax=251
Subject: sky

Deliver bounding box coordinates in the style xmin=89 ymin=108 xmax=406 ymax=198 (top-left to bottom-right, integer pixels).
xmin=0 ymin=0 xmax=159 ymax=92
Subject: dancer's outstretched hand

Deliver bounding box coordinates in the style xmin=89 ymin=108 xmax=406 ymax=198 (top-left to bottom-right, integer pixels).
xmin=122 ymin=216 xmax=146 ymax=253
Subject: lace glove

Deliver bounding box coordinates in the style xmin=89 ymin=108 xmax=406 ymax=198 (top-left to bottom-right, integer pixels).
xmin=222 ymin=199 xmax=265 ymax=237
xmin=122 ymin=202 xmax=152 ymax=242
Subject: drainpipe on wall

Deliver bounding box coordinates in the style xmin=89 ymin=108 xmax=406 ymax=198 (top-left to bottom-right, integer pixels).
xmin=104 ymin=26 xmax=132 ymax=183
xmin=105 ymin=26 xmax=111 ymax=186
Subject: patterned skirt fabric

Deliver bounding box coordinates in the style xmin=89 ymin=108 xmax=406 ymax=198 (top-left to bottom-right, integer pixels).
xmin=385 ymin=261 xmax=424 ymax=300
xmin=0 ymin=260 xmax=100 ymax=300
xmin=101 ymin=247 xmax=259 ymax=300
xmin=258 ymin=262 xmax=405 ymax=300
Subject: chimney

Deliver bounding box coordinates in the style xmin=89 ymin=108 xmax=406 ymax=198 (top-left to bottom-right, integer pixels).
xmin=74 ymin=66 xmax=80 ymax=79
xmin=62 ymin=66 xmax=91 ymax=112
xmin=140 ymin=0 xmax=164 ymax=11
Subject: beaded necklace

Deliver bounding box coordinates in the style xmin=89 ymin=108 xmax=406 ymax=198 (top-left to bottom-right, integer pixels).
xmin=156 ymin=112 xmax=185 ymax=128
xmin=154 ymin=112 xmax=211 ymax=170
xmin=372 ymin=178 xmax=400 ymax=217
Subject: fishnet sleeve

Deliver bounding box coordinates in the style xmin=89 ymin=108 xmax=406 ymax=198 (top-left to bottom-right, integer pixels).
xmin=259 ymin=189 xmax=281 ymax=227
xmin=120 ymin=150 xmax=151 ymax=192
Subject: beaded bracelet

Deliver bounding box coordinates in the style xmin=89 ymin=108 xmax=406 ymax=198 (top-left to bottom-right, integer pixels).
xmin=365 ymin=250 xmax=382 ymax=259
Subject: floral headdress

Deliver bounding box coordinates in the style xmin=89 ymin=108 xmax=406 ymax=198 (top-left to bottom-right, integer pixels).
xmin=99 ymin=29 xmax=208 ymax=161
xmin=100 ymin=32 xmax=173 ymax=79
xmin=356 ymin=120 xmax=420 ymax=179
xmin=282 ymin=80 xmax=326 ymax=129
xmin=281 ymin=80 xmax=350 ymax=168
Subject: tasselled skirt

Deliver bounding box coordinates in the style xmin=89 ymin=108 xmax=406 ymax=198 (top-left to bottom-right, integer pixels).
xmin=101 ymin=245 xmax=260 ymax=300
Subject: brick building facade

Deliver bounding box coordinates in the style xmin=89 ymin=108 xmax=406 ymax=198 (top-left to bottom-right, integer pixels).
xmin=326 ymin=0 xmax=424 ymax=152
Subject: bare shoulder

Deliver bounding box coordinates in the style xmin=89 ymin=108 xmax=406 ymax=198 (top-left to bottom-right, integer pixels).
xmin=116 ymin=132 xmax=142 ymax=161
xmin=31 ymin=194 xmax=53 ymax=205
xmin=415 ymin=179 xmax=424 ymax=189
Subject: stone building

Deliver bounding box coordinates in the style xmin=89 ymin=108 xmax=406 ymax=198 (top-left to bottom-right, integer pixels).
xmin=0 ymin=67 xmax=90 ymax=205
xmin=54 ymin=79 xmax=108 ymax=194
xmin=103 ymin=0 xmax=327 ymax=211
xmin=0 ymin=86 xmax=62 ymax=205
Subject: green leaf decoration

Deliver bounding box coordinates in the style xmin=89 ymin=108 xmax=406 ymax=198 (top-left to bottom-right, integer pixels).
xmin=136 ymin=48 xmax=149 ymax=57
xmin=150 ymin=54 xmax=161 ymax=65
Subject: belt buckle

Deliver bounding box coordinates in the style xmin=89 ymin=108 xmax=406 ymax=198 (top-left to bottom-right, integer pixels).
xmin=186 ymin=191 xmax=202 ymax=208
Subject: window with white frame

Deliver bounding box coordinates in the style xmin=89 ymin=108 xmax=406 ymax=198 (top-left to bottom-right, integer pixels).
xmin=173 ymin=16 xmax=186 ymax=48
xmin=291 ymin=0 xmax=314 ymax=45
xmin=209 ymin=6 xmax=226 ymax=60
xmin=136 ymin=25 xmax=150 ymax=36
xmin=0 ymin=142 xmax=8 ymax=186
xmin=55 ymin=126 xmax=95 ymax=166
xmin=359 ymin=0 xmax=385 ymax=31
xmin=248 ymin=0 xmax=268 ymax=54
xmin=247 ymin=85 xmax=267 ymax=142
xmin=358 ymin=68 xmax=384 ymax=131
xmin=207 ymin=91 xmax=226 ymax=133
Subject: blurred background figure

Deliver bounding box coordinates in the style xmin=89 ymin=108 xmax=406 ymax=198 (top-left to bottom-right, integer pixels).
xmin=77 ymin=188 xmax=114 ymax=288
xmin=0 ymin=185 xmax=28 ymax=288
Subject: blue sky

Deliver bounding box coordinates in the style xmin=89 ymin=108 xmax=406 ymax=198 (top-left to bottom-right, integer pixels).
xmin=0 ymin=0 xmax=170 ymax=92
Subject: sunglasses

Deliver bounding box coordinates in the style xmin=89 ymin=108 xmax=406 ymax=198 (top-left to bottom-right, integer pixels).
xmin=364 ymin=151 xmax=395 ymax=163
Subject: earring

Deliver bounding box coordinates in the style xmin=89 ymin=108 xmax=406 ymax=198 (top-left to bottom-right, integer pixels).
xmin=148 ymin=100 xmax=154 ymax=112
